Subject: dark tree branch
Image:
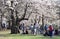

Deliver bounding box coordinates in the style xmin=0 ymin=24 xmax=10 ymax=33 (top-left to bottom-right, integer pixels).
xmin=38 ymin=16 xmax=41 ymax=23
xmin=22 ymin=3 xmax=28 ymax=19
xmin=17 ymin=3 xmax=29 ymax=22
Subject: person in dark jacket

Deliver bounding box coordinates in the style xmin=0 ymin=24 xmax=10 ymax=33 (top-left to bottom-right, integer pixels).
xmin=44 ymin=24 xmax=48 ymax=36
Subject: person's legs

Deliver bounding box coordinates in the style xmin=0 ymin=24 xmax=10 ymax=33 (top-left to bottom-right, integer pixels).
xmin=31 ymin=29 xmax=34 ymax=34
xmin=43 ymin=30 xmax=46 ymax=36
xmin=56 ymin=30 xmax=58 ymax=35
xmin=34 ymin=29 xmax=37 ymax=35
xmin=49 ymin=31 xmax=53 ymax=37
xmin=26 ymin=30 xmax=28 ymax=34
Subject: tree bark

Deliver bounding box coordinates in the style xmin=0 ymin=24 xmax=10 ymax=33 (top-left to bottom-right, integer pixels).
xmin=42 ymin=14 xmax=44 ymax=30
xmin=10 ymin=2 xmax=29 ymax=34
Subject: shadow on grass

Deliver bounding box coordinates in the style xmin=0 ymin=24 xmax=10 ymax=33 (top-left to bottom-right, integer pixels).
xmin=0 ymin=33 xmax=43 ymax=37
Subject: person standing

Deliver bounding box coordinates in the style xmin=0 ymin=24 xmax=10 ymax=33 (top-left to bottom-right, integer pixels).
xmin=33 ymin=23 xmax=36 ymax=35
xmin=30 ymin=24 xmax=34 ymax=34
xmin=34 ymin=22 xmax=39 ymax=35
xmin=44 ymin=24 xmax=48 ymax=36
xmin=48 ymin=25 xmax=53 ymax=37
xmin=55 ymin=25 xmax=58 ymax=35
xmin=22 ymin=23 xmax=25 ymax=34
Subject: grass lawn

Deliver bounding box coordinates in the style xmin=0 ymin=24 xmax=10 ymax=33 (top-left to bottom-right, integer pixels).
xmin=0 ymin=30 xmax=60 ymax=39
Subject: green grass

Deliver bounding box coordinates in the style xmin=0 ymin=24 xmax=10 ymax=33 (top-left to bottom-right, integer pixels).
xmin=0 ymin=30 xmax=60 ymax=39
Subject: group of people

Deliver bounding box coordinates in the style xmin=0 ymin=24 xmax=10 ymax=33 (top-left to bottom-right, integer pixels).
xmin=1 ymin=21 xmax=59 ymax=37
xmin=19 ymin=23 xmax=28 ymax=34
xmin=19 ymin=23 xmax=59 ymax=37
xmin=30 ymin=23 xmax=41 ymax=35
xmin=44 ymin=25 xmax=54 ymax=37
xmin=19 ymin=22 xmax=40 ymax=35
xmin=44 ymin=24 xmax=59 ymax=37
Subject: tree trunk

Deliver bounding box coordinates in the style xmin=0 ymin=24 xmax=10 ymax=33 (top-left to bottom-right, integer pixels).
xmin=11 ymin=26 xmax=20 ymax=34
xmin=10 ymin=9 xmax=20 ymax=34
xmin=10 ymin=2 xmax=28 ymax=34
xmin=42 ymin=14 xmax=44 ymax=30
xmin=11 ymin=17 xmax=20 ymax=34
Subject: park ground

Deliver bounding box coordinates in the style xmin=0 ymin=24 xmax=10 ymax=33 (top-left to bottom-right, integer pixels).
xmin=0 ymin=30 xmax=60 ymax=39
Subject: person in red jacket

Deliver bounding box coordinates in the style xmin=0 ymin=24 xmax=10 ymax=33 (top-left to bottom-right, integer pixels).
xmin=48 ymin=25 xmax=53 ymax=37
